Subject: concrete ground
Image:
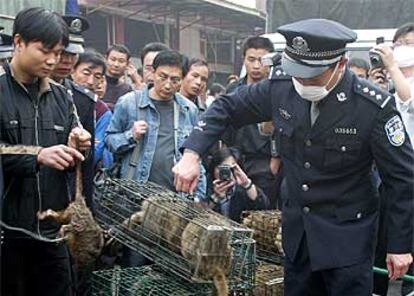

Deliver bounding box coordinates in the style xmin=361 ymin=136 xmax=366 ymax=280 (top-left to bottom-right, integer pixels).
xmin=386 ymin=280 xmax=414 ymax=296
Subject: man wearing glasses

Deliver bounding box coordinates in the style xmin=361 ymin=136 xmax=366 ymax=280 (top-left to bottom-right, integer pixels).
xmin=105 ymin=49 xmax=206 ymax=266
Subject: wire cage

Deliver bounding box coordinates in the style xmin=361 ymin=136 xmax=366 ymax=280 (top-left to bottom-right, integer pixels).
xmin=241 ymin=210 xmax=283 ymax=264
xmin=92 ymin=265 xmax=212 ymax=296
xmin=94 ymin=178 xmax=256 ymax=291
xmin=253 ymin=261 xmax=284 ymax=296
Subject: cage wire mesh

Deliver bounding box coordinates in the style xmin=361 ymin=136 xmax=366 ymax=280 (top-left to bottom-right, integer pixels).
xmin=94 ymin=178 xmax=256 ymax=291
xmin=241 ymin=210 xmax=283 ymax=264
xmin=92 ymin=265 xmax=212 ymax=296
xmin=253 ymin=261 xmax=284 ymax=296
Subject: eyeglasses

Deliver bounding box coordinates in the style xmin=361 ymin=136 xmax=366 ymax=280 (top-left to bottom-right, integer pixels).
xmin=393 ymin=40 xmax=414 ymax=47
xmin=156 ymin=73 xmax=181 ymax=86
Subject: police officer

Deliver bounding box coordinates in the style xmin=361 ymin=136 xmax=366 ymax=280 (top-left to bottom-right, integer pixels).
xmin=172 ymin=19 xmax=414 ymax=295
xmin=51 ymin=15 xmax=96 ymax=208
xmin=0 ymin=26 xmax=13 ymax=65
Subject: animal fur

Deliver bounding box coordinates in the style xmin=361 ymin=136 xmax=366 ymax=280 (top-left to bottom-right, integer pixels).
xmin=122 ymin=198 xmax=233 ymax=295
xmin=120 ymin=197 xmax=192 ymax=253
xmin=0 ymin=144 xmax=42 ymax=155
xmin=181 ymin=213 xmax=233 ymax=296
xmin=38 ymin=161 xmax=104 ymax=267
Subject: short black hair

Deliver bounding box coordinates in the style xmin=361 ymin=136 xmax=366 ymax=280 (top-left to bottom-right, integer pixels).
xmin=140 ymin=42 xmax=169 ymax=64
xmin=183 ymin=57 xmax=208 ymax=77
xmin=393 ymin=23 xmax=414 ymax=43
xmin=348 ymin=57 xmax=369 ymax=72
xmin=152 ymin=50 xmax=183 ymax=73
xmin=106 ymin=44 xmax=131 ymax=60
xmin=242 ymin=36 xmax=274 ymax=56
xmin=13 ymin=7 xmax=69 ymax=49
xmin=74 ymin=49 xmax=106 ymax=74
xmin=209 ymin=83 xmax=225 ymax=96
xmin=209 ymin=147 xmax=241 ymax=176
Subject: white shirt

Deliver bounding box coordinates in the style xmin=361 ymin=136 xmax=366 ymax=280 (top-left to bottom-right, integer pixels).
xmin=395 ymin=76 xmax=414 ymax=147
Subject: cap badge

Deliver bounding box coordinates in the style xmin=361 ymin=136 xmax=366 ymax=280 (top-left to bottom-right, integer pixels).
xmin=70 ymin=18 xmax=82 ymax=33
xmin=292 ymin=36 xmax=309 ymax=53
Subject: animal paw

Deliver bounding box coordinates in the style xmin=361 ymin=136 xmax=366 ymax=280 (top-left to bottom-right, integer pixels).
xmin=37 ymin=209 xmax=58 ymax=220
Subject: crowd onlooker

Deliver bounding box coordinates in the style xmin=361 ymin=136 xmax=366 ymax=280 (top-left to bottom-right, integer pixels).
xmin=102 ymin=44 xmax=134 ymax=110
xmin=207 ymin=147 xmax=268 ymax=222
xmin=140 ymin=42 xmax=169 ymax=85
xmin=179 ymin=57 xmax=209 ymax=111
xmin=348 ymin=57 xmax=370 ymax=79
xmin=222 ymin=36 xmax=281 ymax=209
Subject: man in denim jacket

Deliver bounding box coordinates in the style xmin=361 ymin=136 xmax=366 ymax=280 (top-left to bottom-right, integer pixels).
xmin=105 ymin=50 xmax=206 ymax=201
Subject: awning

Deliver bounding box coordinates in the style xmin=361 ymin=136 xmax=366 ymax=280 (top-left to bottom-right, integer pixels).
xmin=80 ymin=0 xmax=265 ymax=35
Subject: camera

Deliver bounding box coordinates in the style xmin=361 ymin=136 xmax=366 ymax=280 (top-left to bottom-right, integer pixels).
xmin=369 ymin=37 xmax=385 ymax=69
xmin=218 ymin=165 xmax=233 ymax=181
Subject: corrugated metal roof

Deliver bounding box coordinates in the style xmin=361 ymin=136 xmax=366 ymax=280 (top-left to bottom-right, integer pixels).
xmin=0 ymin=0 xmax=65 ymax=34
xmin=80 ymin=0 xmax=265 ymax=35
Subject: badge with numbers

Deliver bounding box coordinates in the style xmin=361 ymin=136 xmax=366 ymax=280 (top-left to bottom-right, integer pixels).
xmin=385 ymin=115 xmax=405 ymax=147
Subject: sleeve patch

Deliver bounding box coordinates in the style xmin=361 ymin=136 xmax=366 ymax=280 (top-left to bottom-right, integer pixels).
xmin=385 ymin=115 xmax=406 ymax=147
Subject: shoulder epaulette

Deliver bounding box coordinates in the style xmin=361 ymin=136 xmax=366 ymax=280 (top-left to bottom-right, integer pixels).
xmin=70 ymin=81 xmax=97 ymax=102
xmin=269 ymin=66 xmax=291 ymax=81
xmin=354 ymin=78 xmax=392 ymax=109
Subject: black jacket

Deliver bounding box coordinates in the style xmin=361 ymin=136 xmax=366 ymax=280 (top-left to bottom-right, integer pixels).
xmin=223 ymin=78 xmax=275 ymax=176
xmin=182 ymin=68 xmax=414 ymax=270
xmin=0 ymin=63 xmax=77 ymax=238
xmin=213 ymin=184 xmax=269 ymax=223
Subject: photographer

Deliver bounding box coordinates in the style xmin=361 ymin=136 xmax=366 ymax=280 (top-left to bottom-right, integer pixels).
xmin=207 ymin=147 xmax=269 ymax=222
xmin=370 ymin=24 xmax=414 ymax=144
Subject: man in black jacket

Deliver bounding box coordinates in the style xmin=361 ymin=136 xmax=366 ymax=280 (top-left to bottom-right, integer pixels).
xmin=0 ymin=8 xmax=91 ymax=296
xmin=223 ymin=36 xmax=281 ymax=209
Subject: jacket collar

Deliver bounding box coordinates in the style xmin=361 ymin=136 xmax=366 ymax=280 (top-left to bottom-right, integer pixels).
xmin=5 ymin=63 xmax=52 ymax=98
xmin=138 ymin=85 xmax=190 ymax=111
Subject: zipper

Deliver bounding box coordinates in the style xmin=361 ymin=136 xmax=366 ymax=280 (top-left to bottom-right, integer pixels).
xmin=34 ymin=100 xmax=42 ymax=236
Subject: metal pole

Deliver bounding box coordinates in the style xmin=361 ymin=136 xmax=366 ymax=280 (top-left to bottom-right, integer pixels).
xmin=373 ymin=267 xmax=414 ymax=282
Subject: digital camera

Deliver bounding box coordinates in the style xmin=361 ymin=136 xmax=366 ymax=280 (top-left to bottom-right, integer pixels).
xmin=218 ymin=165 xmax=233 ymax=181
xmin=369 ymin=36 xmax=385 ymax=69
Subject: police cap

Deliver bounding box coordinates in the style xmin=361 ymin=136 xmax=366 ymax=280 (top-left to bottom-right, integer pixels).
xmin=0 ymin=27 xmax=13 ymax=60
xmin=63 ymin=15 xmax=89 ymax=54
xmin=277 ymin=19 xmax=357 ymax=78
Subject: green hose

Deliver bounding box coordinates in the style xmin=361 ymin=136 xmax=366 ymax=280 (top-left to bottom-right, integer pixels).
xmin=373 ymin=267 xmax=414 ymax=282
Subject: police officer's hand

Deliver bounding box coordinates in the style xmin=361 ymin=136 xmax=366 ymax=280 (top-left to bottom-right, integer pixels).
xmin=131 ymin=120 xmax=148 ymax=140
xmin=386 ymin=253 xmax=413 ymax=280
xmin=37 ymin=145 xmax=85 ymax=170
xmin=68 ymin=127 xmax=92 ymax=151
xmin=172 ymin=149 xmax=200 ymax=194
xmin=213 ymin=179 xmax=235 ymax=198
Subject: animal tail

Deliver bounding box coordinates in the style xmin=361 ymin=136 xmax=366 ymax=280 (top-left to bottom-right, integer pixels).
xmin=75 ymin=160 xmax=83 ymax=201
xmin=213 ymin=267 xmax=228 ymax=296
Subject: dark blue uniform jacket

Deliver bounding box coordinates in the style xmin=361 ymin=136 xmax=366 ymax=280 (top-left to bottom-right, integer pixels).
xmin=182 ymin=68 xmax=414 ymax=271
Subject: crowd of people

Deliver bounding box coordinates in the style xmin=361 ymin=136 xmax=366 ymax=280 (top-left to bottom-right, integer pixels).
xmin=0 ymin=6 xmax=413 ymax=296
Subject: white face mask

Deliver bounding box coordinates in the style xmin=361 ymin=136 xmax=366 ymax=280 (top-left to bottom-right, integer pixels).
xmin=292 ymin=62 xmax=340 ymax=102
xmin=394 ymin=45 xmax=414 ymax=68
